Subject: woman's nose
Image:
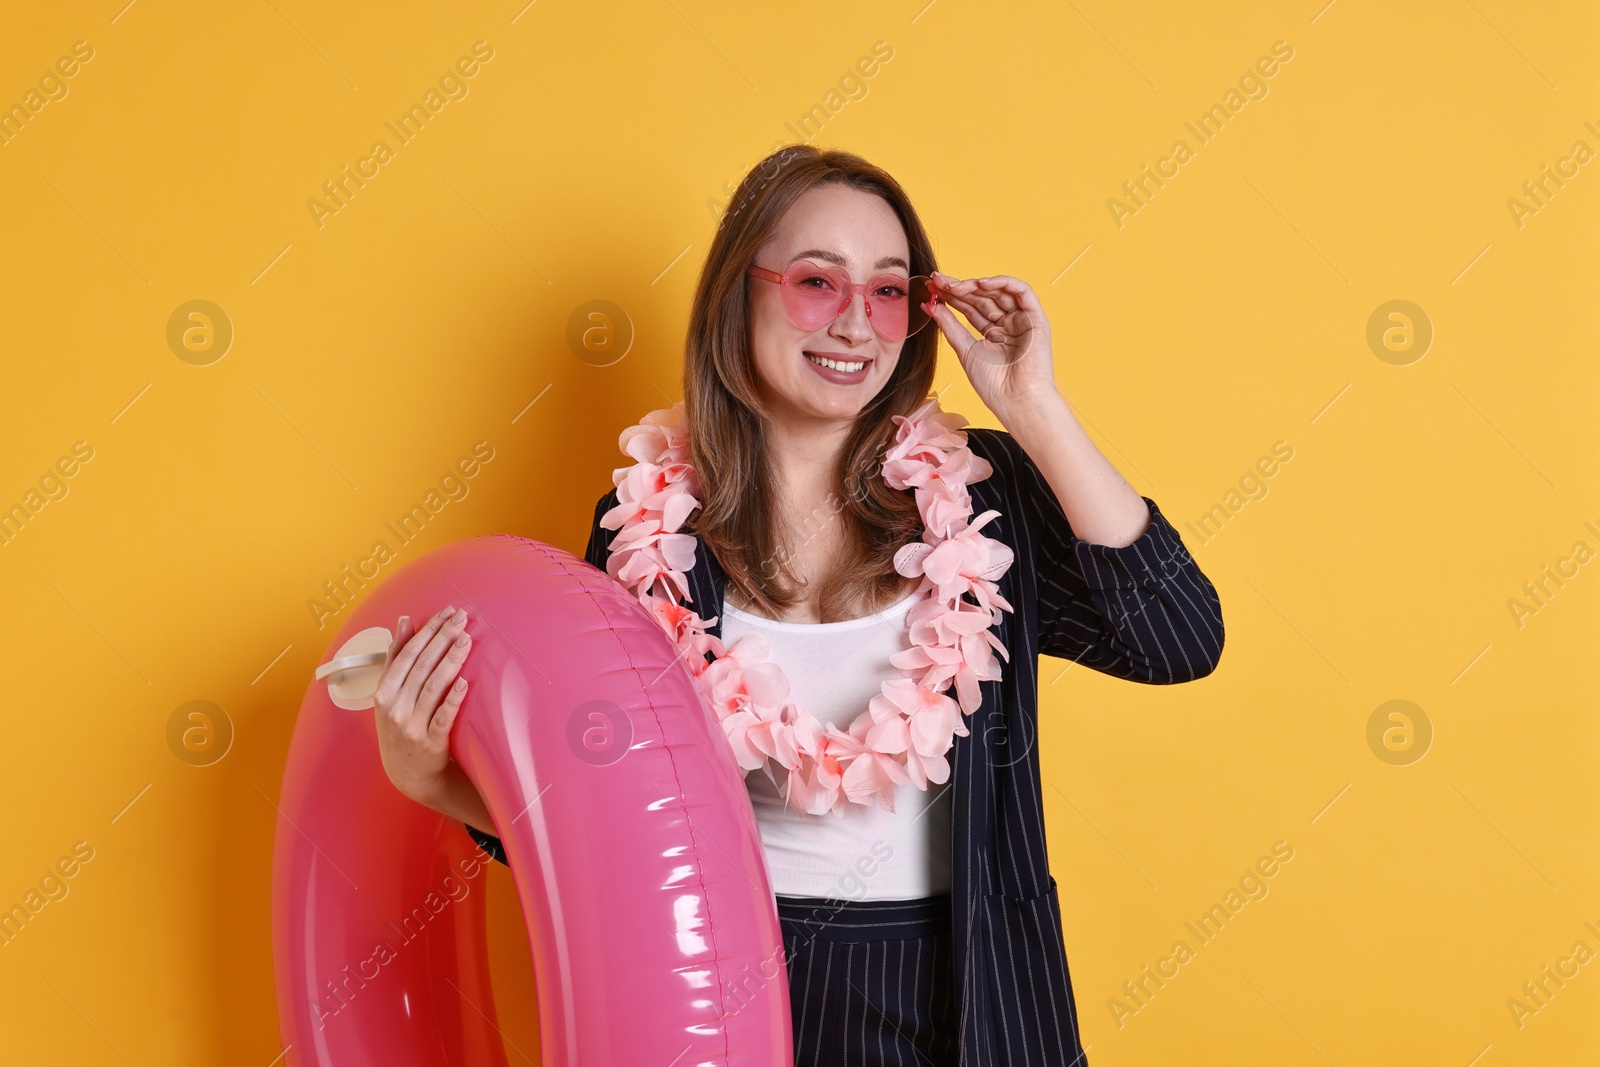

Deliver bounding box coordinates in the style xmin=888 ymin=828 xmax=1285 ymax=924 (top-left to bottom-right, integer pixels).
xmin=831 ymin=293 xmax=875 ymax=341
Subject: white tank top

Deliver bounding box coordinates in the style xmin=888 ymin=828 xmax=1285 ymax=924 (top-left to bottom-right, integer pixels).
xmin=721 ymin=588 xmax=952 ymax=900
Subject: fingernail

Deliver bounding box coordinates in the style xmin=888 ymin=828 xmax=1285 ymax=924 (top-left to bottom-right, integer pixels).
xmin=399 ymin=615 xmax=410 ymax=629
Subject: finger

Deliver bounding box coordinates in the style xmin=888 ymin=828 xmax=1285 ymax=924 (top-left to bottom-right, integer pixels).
xmin=394 ymin=606 xmax=454 ymax=676
xmin=963 ymin=289 xmax=1008 ymax=323
xmin=938 ymin=292 xmax=1008 ymax=342
xmin=389 ymin=615 xmax=413 ymax=659
xmin=932 ymin=300 xmax=1004 ymax=360
xmin=398 ymin=608 xmax=470 ymax=714
xmin=935 ymin=277 xmax=1006 ymax=322
xmin=935 ymin=288 xmax=989 ymax=321
xmin=974 ymin=286 xmax=1019 ymax=314
xmin=376 ymin=607 xmax=451 ymax=712
xmin=403 ymin=608 xmax=468 ymax=702
xmin=429 ymin=677 xmax=468 ymax=738
xmin=973 ymin=275 xmax=1045 ymax=317
xmin=944 ymin=279 xmax=1008 ymax=321
xmin=374 ymin=607 xmax=444 ymax=710
xmin=931 ymin=271 xmax=982 ymax=296
xmin=377 ymin=615 xmax=415 ymax=721
xmin=967 ymin=278 xmax=1051 ymax=344
xmin=417 ymin=626 xmax=472 ymax=721
xmin=925 ymin=298 xmax=982 ymax=356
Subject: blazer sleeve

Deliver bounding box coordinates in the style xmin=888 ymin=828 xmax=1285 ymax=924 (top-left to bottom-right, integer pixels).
xmin=464 ymin=488 xmax=622 ymax=867
xmin=991 ymin=428 xmax=1225 ymax=683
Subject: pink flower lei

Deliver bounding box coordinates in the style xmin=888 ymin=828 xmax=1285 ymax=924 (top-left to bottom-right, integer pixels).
xmin=600 ymin=395 xmax=1015 ymax=816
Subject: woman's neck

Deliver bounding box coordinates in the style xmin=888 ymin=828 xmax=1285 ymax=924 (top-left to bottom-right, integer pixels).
xmin=763 ymin=410 xmax=852 ymax=509
xmin=731 ymin=408 xmax=920 ymax=622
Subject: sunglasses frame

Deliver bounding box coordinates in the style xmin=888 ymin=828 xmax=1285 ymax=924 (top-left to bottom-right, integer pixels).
xmin=747 ymin=260 xmax=940 ymax=342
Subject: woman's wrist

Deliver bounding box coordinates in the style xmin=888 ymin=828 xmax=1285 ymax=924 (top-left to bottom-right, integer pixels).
xmin=413 ymin=761 xmax=495 ymax=830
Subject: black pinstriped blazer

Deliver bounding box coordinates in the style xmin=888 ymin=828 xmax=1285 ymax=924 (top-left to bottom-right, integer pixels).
xmin=468 ymin=425 xmax=1225 ymax=1067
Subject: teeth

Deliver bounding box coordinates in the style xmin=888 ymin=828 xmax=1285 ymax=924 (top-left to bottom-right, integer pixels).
xmin=805 ymin=353 xmax=867 ymax=373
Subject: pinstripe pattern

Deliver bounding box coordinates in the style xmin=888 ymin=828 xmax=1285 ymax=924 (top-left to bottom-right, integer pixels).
xmin=467 ymin=425 xmax=1226 ymax=1066
xmin=777 ymin=894 xmax=959 ymax=1066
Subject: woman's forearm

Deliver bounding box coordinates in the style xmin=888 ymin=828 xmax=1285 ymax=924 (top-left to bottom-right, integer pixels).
xmin=1002 ymin=388 xmax=1151 ymax=548
xmin=416 ymin=761 xmax=494 ymax=830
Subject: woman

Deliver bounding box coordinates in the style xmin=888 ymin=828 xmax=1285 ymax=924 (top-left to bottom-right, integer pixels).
xmin=372 ymin=144 xmax=1224 ymax=1067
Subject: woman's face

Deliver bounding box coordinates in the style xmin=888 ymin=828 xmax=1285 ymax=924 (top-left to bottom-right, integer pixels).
xmin=746 ymin=184 xmax=914 ymax=425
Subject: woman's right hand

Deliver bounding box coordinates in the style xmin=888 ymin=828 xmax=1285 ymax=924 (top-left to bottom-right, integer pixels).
xmin=373 ymin=605 xmax=472 ymax=806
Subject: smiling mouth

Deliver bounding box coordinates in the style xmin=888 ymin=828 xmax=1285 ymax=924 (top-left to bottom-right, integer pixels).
xmin=804 ymin=352 xmax=871 ymax=373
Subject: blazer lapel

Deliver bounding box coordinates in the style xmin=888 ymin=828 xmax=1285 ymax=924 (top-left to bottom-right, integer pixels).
xmin=691 ymin=539 xmax=727 ymax=642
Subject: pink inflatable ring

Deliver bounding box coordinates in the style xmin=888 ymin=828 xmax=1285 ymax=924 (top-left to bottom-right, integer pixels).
xmin=272 ymin=533 xmax=792 ymax=1065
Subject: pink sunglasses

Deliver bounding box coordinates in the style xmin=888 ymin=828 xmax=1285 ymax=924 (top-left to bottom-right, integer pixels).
xmin=747 ymin=259 xmax=940 ymax=342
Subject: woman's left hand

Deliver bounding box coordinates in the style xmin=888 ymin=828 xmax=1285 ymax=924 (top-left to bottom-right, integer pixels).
xmin=924 ymin=271 xmax=1062 ymax=421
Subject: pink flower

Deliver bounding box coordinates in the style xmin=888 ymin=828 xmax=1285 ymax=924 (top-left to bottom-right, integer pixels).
xmin=618 ymin=404 xmax=691 ymax=465
xmin=889 ymin=600 xmax=1009 ymax=713
xmin=866 ymin=679 xmax=960 ymax=790
xmin=601 ymin=394 xmax=1016 ymax=814
xmin=607 ymin=524 xmax=697 ymax=602
xmin=822 ymin=714 xmax=910 ymax=813
xmin=698 ymin=634 xmax=793 ymax=768
xmin=895 ymin=510 xmax=1014 ymax=598
xmin=783 ymin=749 xmax=846 ymax=816
xmin=908 ymin=477 xmax=973 ymax=542
xmin=882 ymin=403 xmax=994 ymax=496
xmin=870 ymin=678 xmax=965 ymax=743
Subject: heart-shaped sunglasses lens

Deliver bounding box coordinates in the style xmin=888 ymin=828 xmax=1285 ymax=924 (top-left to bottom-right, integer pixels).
xmin=777 ymin=262 xmax=937 ymax=342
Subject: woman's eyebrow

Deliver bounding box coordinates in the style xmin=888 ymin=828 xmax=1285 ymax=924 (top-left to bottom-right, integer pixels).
xmin=791 ymin=248 xmax=910 ymax=272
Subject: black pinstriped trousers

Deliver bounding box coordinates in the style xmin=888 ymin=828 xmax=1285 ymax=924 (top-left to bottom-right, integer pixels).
xmin=776 ymin=893 xmax=960 ymax=1067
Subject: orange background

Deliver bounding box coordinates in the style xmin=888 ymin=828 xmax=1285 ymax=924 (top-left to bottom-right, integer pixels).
xmin=1 ymin=1 xmax=1595 ymax=1064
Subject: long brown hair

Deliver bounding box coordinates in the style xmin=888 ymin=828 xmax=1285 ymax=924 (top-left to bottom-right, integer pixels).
xmin=682 ymin=144 xmax=940 ymax=623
